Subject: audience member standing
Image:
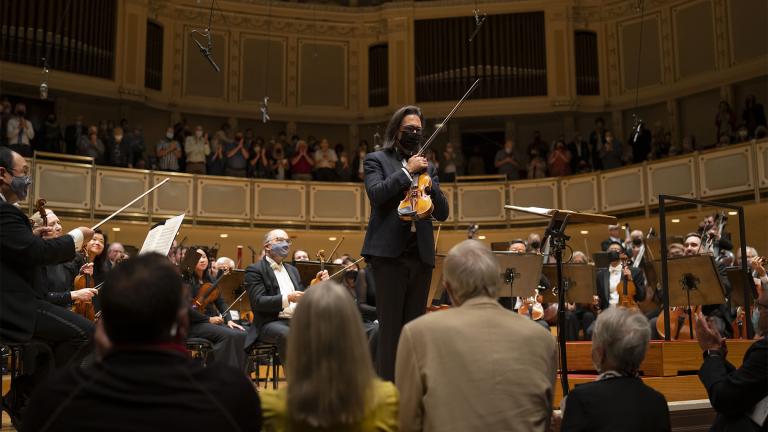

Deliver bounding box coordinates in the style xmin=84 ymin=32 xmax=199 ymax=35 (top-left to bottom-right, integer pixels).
xmin=495 ymin=139 xmax=521 ymax=180
xmin=290 ymin=140 xmax=314 ymax=181
xmin=715 ymin=101 xmax=736 ymax=143
xmin=599 ymin=130 xmax=623 ymax=170
xmin=440 ymin=142 xmax=461 ymax=182
xmin=184 ymin=126 xmax=210 ymax=175
xmin=40 ymin=113 xmax=64 ymax=153
xmin=396 ymin=240 xmax=557 ymax=432
xmin=156 ymin=127 xmax=181 ymax=172
xmin=106 ymin=127 xmax=132 ymax=168
xmin=567 ymin=133 xmax=591 ymax=173
xmin=313 ymin=138 xmax=338 ymax=181
xmin=742 ymin=95 xmax=767 ymax=138
xmin=527 ymin=149 xmax=547 ymax=179
xmin=65 ymin=115 xmax=87 ymax=155
xmin=78 ymin=126 xmax=106 ymax=163
xmin=6 ymin=103 xmax=34 ymax=156
xmin=548 ymin=139 xmax=572 ymax=177
xmin=560 ymin=307 xmax=670 ymax=432
xmin=589 ymin=118 xmax=607 ymax=170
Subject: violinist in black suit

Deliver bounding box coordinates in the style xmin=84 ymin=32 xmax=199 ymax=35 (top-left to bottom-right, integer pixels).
xmin=0 ymin=147 xmax=95 ymax=426
xmin=360 ymin=105 xmax=449 ymax=381
xmin=243 ymin=229 xmax=328 ymax=361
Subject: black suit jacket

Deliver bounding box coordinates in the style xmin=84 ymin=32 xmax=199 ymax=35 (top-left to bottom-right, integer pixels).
xmin=699 ymin=337 xmax=768 ymax=431
xmin=561 ymin=376 xmax=670 ymax=431
xmin=243 ymin=257 xmax=304 ymax=348
xmin=23 ymin=348 xmax=262 ymax=432
xmin=595 ymin=266 xmax=646 ymax=311
xmin=64 ymin=124 xmax=86 ymax=155
xmin=361 ymin=149 xmax=449 ymax=267
xmin=0 ymin=201 xmax=76 ymax=341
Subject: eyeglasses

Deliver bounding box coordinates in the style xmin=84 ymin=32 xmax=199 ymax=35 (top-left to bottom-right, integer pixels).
xmin=271 ymin=237 xmax=292 ymax=245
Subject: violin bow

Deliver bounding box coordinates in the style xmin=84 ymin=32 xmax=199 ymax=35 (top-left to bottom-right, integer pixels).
xmin=328 ymin=257 xmax=365 ymax=280
xmin=327 ymin=236 xmax=345 ymax=261
xmin=415 ymin=78 xmax=480 ymax=157
xmin=91 ymin=178 xmax=170 ymax=230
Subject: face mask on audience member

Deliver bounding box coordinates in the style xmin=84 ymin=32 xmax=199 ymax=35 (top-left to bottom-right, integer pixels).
xmin=166 ymin=131 xmax=174 ymax=140
xmin=632 ymin=238 xmax=642 ymax=247
xmin=271 ymin=241 xmax=290 ymax=258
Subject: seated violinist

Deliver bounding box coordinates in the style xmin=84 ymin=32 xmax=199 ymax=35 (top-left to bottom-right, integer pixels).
xmin=588 ymin=241 xmax=646 ymax=339
xmin=23 ymin=253 xmax=262 ymax=432
xmin=243 ymin=229 xmax=328 ymax=362
xmin=185 ymin=248 xmax=247 ymax=371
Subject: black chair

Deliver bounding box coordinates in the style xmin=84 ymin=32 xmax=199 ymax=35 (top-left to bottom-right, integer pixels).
xmin=185 ymin=338 xmax=214 ymax=367
xmin=245 ymin=342 xmax=281 ymax=389
xmin=0 ymin=341 xmax=26 ymax=429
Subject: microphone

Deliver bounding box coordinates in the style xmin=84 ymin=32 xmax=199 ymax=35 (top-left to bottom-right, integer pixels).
xmin=40 ymin=58 xmax=49 ymax=100
xmin=468 ymin=9 xmax=487 ymax=43
xmin=192 ymin=36 xmax=220 ymax=72
xmin=260 ymin=97 xmax=270 ymax=123
xmin=631 ymin=116 xmax=643 ymax=143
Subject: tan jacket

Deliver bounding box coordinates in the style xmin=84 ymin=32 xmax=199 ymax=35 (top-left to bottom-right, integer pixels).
xmin=395 ymin=296 xmax=557 ymax=432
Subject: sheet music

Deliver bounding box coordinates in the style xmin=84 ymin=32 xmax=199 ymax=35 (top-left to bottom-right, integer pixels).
xmin=139 ymin=213 xmax=185 ymax=256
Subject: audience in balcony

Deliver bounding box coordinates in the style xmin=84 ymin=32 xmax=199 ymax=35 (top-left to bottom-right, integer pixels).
xmin=440 ymin=142 xmax=462 ymax=182
xmin=351 ymin=141 xmax=369 ymax=182
xmin=715 ymin=100 xmax=736 ymax=144
xmin=270 ymin=142 xmax=290 ymax=180
xmin=184 ymin=126 xmax=210 ymax=175
xmin=548 ymin=139 xmax=572 ymax=177
xmin=39 ymin=113 xmax=64 ymax=154
xmin=224 ymin=132 xmax=250 ymax=178
xmin=567 ymin=133 xmax=591 ymax=173
xmin=589 ymin=117 xmax=607 ymax=170
xmin=598 ymin=130 xmax=624 ymax=170
xmin=527 ymin=148 xmax=547 ymax=179
xmin=156 ymin=127 xmax=181 ymax=172
xmin=0 ymin=98 xmax=12 ymax=147
xmin=742 ymin=94 xmax=767 ymax=138
xmin=495 ymin=139 xmax=521 ymax=180
xmin=106 ymin=127 xmax=133 ymax=168
xmin=630 ymin=122 xmax=653 ymax=164
xmin=64 ymin=115 xmax=87 ymax=155
xmin=314 ymin=138 xmax=338 ymax=181
xmin=290 ymin=139 xmax=314 ymax=181
xmin=6 ymin=102 xmax=34 ymax=157
xmin=78 ymin=125 xmax=106 ymax=163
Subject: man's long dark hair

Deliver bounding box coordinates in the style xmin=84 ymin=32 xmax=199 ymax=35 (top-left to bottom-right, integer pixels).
xmin=382 ymin=105 xmax=424 ymax=151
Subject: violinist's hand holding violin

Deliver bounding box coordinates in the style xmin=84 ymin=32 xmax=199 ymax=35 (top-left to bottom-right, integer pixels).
xmin=209 ymin=316 xmax=224 ymax=325
xmin=32 ymin=226 xmax=53 ymax=237
xmin=406 ymin=155 xmax=428 ymax=174
xmin=80 ymin=262 xmax=94 ymax=276
xmin=316 ymin=270 xmax=329 ymax=282
xmin=71 ymin=288 xmax=98 ymax=302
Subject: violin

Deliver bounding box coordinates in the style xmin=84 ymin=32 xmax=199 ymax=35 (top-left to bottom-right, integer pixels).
xmin=72 ymin=249 xmax=98 ymax=321
xmin=192 ymin=268 xmax=230 ymax=313
xmin=309 ymin=250 xmax=327 ymax=286
xmin=518 ymin=288 xmax=545 ymax=321
xmin=397 ymin=79 xmax=479 ymax=222
xmin=617 ymin=254 xmax=639 ymax=309
xmin=33 ymin=198 xmax=48 ymax=236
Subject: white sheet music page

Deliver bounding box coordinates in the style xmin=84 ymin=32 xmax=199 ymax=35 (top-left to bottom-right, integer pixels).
xmin=139 ymin=213 xmax=185 ymax=256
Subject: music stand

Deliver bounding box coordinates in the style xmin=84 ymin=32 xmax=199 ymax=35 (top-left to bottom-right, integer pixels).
xmin=541 ymin=263 xmax=596 ymax=304
xmin=592 ymin=252 xmax=614 ymax=269
xmin=427 ymin=254 xmax=447 ymax=307
xmin=292 ymin=260 xmax=343 ymax=288
xmin=725 ymin=266 xmax=757 ymax=308
xmin=504 ymin=204 xmax=616 ymax=397
xmin=494 ymin=252 xmax=544 ymax=298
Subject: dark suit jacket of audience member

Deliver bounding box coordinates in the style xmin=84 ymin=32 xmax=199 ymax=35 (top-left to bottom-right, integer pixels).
xmin=561 ymin=376 xmax=670 ymax=432
xmin=0 ymin=201 xmax=76 ymax=342
xmin=23 ymin=348 xmax=262 ymax=432
xmin=699 ymin=337 xmax=768 ymax=432
xmin=360 ymin=149 xmax=449 ymax=267
xmin=243 ymin=257 xmax=304 ymax=349
xmin=595 ymin=266 xmax=646 ymax=311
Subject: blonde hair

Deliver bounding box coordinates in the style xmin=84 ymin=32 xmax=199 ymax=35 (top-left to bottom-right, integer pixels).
xmin=286 ymin=282 xmax=375 ymax=427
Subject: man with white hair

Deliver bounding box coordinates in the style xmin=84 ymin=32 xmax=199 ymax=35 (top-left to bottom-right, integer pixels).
xmin=561 ymin=307 xmax=670 ymax=430
xmin=396 ymin=240 xmax=557 ymax=432
xmin=243 ymin=229 xmax=328 ymax=360
xmin=106 ymin=242 xmax=125 ymax=271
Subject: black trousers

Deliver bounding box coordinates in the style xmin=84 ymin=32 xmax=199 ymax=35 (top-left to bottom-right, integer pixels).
xmin=259 ymin=319 xmax=290 ymax=364
xmin=370 ymin=255 xmax=432 ymax=381
xmin=188 ymin=322 xmax=246 ymax=371
xmin=564 ymin=307 xmax=596 ymax=341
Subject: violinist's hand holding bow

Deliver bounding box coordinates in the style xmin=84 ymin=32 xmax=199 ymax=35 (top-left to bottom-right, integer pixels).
xmin=406 ymin=155 xmax=428 ymax=174
xmin=71 ymin=288 xmax=98 ymax=302
xmin=209 ymin=316 xmax=224 ymax=325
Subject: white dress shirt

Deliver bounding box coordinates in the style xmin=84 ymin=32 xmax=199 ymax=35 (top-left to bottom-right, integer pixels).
xmin=608 ymin=263 xmax=622 ymax=306
xmin=265 ymin=256 xmax=298 ymax=319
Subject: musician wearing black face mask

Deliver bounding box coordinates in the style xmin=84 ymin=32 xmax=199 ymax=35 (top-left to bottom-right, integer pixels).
xmin=361 ymin=105 xmax=449 ymax=381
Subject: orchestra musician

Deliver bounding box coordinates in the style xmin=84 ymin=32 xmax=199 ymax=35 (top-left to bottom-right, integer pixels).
xmin=563 ymin=251 xmax=597 ymax=341
xmin=600 ymin=224 xmax=623 ymax=251
xmin=185 ymin=248 xmax=247 ymax=371
xmin=292 ymin=249 xmax=309 ymax=262
xmin=360 ymin=106 xmax=449 ymax=381
xmin=500 ymin=239 xmax=551 ymax=331
xmin=0 ymin=147 xmax=95 ymax=426
xmin=244 ymin=229 xmax=329 ymax=362
xmin=683 ymin=232 xmax=733 ymax=336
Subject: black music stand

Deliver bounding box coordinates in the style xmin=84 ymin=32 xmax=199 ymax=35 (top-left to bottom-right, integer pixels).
xmin=725 ymin=267 xmax=758 ymax=308
xmin=292 ymin=260 xmax=343 ymax=288
xmin=541 ymin=264 xmax=596 ymax=304
xmin=494 ymin=252 xmax=544 ymax=298
xmin=592 ymin=252 xmax=614 ymax=269
xmin=504 ymin=205 xmax=617 ymax=398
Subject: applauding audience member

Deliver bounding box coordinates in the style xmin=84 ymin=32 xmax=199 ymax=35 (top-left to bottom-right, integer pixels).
xmin=561 ymin=307 xmax=670 ymax=432
xmin=261 ymin=282 xmax=398 ymax=432
xmin=396 ymin=239 xmax=557 ymax=432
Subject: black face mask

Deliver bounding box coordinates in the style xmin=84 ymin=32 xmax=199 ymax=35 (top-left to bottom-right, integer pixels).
xmin=632 ymin=238 xmax=643 ymax=246
xmin=530 ymin=241 xmax=541 ymax=250
xmin=398 ymin=131 xmax=422 ymax=156
xmin=608 ymin=251 xmax=621 ymax=261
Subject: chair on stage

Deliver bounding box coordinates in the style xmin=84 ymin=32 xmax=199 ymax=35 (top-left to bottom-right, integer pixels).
xmin=245 ymin=341 xmax=281 ymax=390
xmin=185 ymin=338 xmax=214 ymax=367
xmin=0 ymin=341 xmax=27 ymax=429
